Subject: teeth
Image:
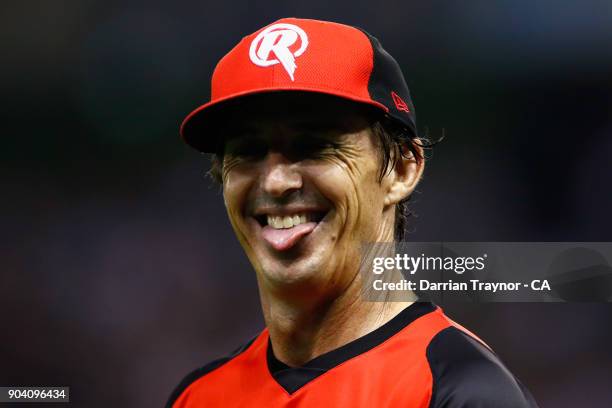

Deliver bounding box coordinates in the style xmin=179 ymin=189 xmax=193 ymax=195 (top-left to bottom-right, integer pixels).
xmin=266 ymin=213 xmax=313 ymax=229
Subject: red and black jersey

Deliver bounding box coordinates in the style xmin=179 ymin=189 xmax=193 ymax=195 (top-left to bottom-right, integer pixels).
xmin=167 ymin=302 xmax=538 ymax=407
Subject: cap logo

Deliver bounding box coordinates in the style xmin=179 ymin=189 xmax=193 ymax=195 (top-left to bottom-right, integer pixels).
xmin=249 ymin=23 xmax=309 ymax=81
xmin=391 ymin=91 xmax=410 ymax=113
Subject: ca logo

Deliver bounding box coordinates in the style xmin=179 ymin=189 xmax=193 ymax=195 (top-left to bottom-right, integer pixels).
xmin=249 ymin=23 xmax=309 ymax=81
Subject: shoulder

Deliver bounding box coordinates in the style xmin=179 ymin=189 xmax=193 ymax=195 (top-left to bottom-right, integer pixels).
xmin=426 ymin=326 xmax=539 ymax=408
xmin=165 ymin=335 xmax=258 ymax=408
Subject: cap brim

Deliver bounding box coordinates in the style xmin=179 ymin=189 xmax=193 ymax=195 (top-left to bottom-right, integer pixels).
xmin=180 ymin=87 xmax=389 ymax=153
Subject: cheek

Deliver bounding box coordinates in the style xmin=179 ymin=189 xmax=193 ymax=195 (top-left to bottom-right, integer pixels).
xmin=306 ymin=157 xmax=382 ymax=230
xmin=307 ymin=162 xmax=355 ymax=214
xmin=223 ymin=167 xmax=254 ymax=229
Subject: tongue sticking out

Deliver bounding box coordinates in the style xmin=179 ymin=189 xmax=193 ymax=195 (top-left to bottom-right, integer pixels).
xmin=261 ymin=222 xmax=317 ymax=251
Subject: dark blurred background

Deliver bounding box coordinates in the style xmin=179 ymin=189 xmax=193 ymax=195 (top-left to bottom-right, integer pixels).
xmin=1 ymin=1 xmax=611 ymax=406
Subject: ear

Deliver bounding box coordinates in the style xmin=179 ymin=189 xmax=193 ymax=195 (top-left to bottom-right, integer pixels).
xmin=383 ymin=140 xmax=425 ymax=207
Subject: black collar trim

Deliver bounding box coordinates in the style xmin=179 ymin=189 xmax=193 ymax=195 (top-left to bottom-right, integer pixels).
xmin=267 ymin=301 xmax=436 ymax=394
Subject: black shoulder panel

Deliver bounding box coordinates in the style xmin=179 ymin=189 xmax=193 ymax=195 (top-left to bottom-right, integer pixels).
xmin=426 ymin=327 xmax=539 ymax=408
xmin=165 ymin=336 xmax=258 ymax=408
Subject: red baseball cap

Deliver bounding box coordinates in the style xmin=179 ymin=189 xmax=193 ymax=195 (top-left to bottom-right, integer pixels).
xmin=181 ymin=17 xmax=417 ymax=152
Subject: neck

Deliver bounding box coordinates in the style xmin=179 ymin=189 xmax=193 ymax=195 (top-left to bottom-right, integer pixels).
xmin=260 ymin=281 xmax=412 ymax=367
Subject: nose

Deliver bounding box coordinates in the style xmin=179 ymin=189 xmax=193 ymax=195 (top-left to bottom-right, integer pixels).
xmin=261 ymin=151 xmax=303 ymax=197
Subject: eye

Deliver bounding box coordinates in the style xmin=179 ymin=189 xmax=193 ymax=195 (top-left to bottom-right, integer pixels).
xmin=225 ymin=138 xmax=268 ymax=160
xmin=290 ymin=136 xmax=338 ymax=159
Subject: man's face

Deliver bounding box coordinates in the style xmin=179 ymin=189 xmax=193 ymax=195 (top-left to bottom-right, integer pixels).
xmin=220 ymin=95 xmax=396 ymax=297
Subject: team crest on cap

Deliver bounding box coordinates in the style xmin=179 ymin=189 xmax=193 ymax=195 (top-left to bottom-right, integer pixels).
xmin=249 ymin=23 xmax=309 ymax=81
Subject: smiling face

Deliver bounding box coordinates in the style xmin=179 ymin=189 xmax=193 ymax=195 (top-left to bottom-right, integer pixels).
xmin=218 ymin=94 xmax=409 ymax=300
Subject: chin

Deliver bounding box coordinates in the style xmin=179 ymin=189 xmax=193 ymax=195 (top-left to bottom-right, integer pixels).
xmin=259 ymin=255 xmax=332 ymax=288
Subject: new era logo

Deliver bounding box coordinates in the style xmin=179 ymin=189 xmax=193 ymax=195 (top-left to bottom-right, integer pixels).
xmin=249 ymin=23 xmax=309 ymax=81
xmin=391 ymin=91 xmax=410 ymax=113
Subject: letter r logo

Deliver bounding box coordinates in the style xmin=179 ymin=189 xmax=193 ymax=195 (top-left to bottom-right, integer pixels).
xmin=249 ymin=23 xmax=309 ymax=81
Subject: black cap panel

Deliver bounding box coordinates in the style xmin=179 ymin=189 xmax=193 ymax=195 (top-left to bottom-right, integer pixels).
xmin=359 ymin=29 xmax=418 ymax=137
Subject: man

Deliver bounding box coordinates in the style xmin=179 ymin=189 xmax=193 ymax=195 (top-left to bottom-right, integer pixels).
xmin=167 ymin=18 xmax=538 ymax=407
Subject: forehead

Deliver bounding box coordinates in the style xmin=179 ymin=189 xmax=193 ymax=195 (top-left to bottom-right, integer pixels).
xmin=219 ymin=92 xmax=378 ymax=137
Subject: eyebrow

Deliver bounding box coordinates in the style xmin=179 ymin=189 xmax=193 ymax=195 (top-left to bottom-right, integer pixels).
xmin=286 ymin=116 xmax=348 ymax=129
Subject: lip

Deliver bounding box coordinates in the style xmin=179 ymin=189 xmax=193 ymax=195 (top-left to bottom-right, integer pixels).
xmin=252 ymin=206 xmax=330 ymax=217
